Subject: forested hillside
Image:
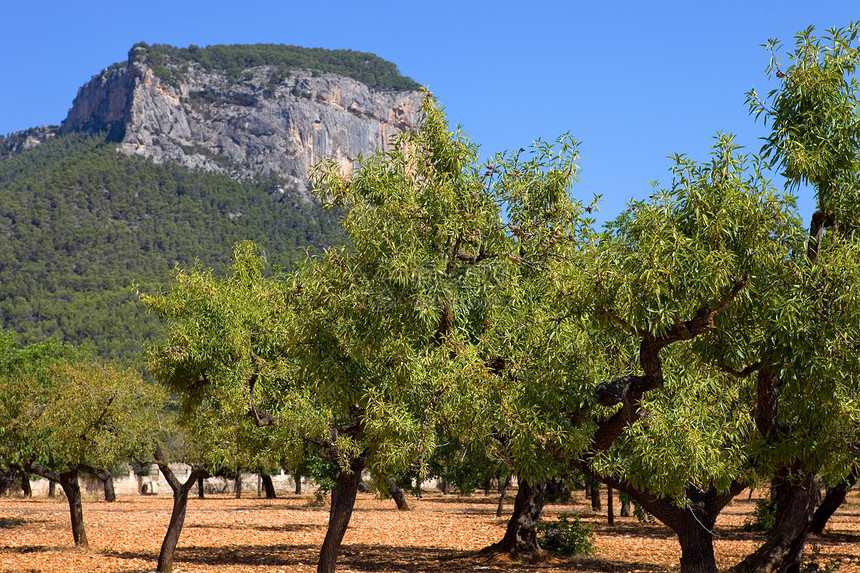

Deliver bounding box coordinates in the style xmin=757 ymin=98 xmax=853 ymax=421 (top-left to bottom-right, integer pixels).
xmin=0 ymin=131 xmax=345 ymax=358
xmin=136 ymin=42 xmax=421 ymax=91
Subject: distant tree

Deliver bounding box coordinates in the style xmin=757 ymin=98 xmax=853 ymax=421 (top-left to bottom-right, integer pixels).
xmin=0 ymin=333 xmax=163 ymax=547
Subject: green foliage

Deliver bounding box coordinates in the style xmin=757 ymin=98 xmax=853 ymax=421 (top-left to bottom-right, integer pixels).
xmin=0 ymin=131 xmax=345 ymax=359
xmin=132 ymin=42 xmax=420 ymax=91
xmin=748 ymin=23 xmax=860 ymax=223
xmin=744 ymin=495 xmax=776 ymax=531
xmin=0 ymin=333 xmax=165 ymax=475
xmin=537 ymin=513 xmax=594 ymax=556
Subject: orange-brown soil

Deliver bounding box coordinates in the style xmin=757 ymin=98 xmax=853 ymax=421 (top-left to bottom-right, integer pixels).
xmin=1 ymin=489 xmax=858 ymax=572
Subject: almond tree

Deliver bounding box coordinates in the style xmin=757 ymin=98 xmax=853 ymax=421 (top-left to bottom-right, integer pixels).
xmin=0 ymin=335 xmax=162 ymax=548
xmin=475 ymin=24 xmax=860 ymax=573
xmin=143 ymin=94 xmax=578 ymax=573
xmin=726 ymin=23 xmax=860 ymax=573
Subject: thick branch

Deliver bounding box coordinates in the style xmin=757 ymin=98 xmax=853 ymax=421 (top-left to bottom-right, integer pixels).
xmin=756 ymin=366 xmax=780 ymax=441
xmin=588 ymin=278 xmax=750 ymax=453
xmin=23 ymin=462 xmax=62 ymax=484
xmin=719 ymin=361 xmax=762 ymax=379
xmin=807 ymin=209 xmax=835 ymax=264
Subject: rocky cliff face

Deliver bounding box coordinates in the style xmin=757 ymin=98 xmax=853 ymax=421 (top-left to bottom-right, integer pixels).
xmin=58 ymin=46 xmax=422 ymax=198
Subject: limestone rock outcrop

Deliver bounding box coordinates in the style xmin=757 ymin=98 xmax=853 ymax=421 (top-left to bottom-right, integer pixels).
xmin=57 ymin=45 xmax=423 ymax=198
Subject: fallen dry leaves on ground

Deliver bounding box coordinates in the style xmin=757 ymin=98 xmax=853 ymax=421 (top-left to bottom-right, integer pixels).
xmin=1 ymin=489 xmax=859 ymax=572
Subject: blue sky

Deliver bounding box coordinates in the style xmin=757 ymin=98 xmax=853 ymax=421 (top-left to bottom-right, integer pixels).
xmin=1 ymin=1 xmax=856 ymax=223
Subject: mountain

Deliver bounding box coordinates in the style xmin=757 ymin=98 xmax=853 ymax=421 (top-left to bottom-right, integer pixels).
xmin=0 ymin=43 xmax=423 ymax=358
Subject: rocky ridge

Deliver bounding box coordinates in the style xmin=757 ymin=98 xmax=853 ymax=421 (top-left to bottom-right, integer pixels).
xmin=50 ymin=45 xmax=423 ymax=198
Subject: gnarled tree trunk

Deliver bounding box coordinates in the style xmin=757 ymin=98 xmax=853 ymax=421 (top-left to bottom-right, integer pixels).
xmin=25 ymin=464 xmax=87 ymax=547
xmin=810 ymin=466 xmax=857 ymax=535
xmin=388 ymin=478 xmax=410 ymax=511
xmin=482 ymin=479 xmax=546 ymax=560
xmin=79 ymin=465 xmax=116 ymax=502
xmin=585 ymin=469 xmax=744 ymax=573
xmin=155 ymin=460 xmax=209 ymax=573
xmin=729 ymin=466 xmax=819 ymax=573
xmin=317 ymin=454 xmax=367 ymax=573
xmin=60 ymin=470 xmax=87 ymax=547
xmin=261 ymin=474 xmax=277 ymax=499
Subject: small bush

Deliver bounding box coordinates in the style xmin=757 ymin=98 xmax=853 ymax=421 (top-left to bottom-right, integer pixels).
xmin=744 ymin=496 xmax=776 ymax=531
xmin=537 ymin=513 xmax=594 ymax=556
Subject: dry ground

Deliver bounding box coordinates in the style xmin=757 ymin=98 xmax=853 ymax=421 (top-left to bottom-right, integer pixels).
xmin=1 ymin=488 xmax=859 ymax=572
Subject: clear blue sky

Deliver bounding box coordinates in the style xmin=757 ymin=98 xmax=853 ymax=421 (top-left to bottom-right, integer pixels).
xmin=1 ymin=1 xmax=856 ymax=223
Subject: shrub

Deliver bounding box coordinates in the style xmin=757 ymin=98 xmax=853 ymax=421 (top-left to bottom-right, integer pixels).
xmin=744 ymin=495 xmax=776 ymax=531
xmin=537 ymin=513 xmax=594 ymax=556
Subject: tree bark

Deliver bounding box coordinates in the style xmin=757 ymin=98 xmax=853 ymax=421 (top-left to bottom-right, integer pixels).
xmin=810 ymin=467 xmax=858 ymax=535
xmin=591 ymin=483 xmax=602 ymax=511
xmin=729 ymin=465 xmax=819 ymax=573
xmin=79 ymin=465 xmax=116 ymax=502
xmin=234 ymin=467 xmax=242 ymax=499
xmin=317 ymin=454 xmax=367 ymax=573
xmin=620 ymin=498 xmax=632 ymax=517
xmin=20 ymin=473 xmax=32 ymax=497
xmin=607 ymin=486 xmax=615 ymax=525
xmin=439 ymin=476 xmax=450 ymax=494
xmin=197 ymin=475 xmax=205 ymax=499
xmin=25 ymin=464 xmax=88 ymax=547
xmin=60 ymin=470 xmax=88 ymax=547
xmin=261 ymin=474 xmax=277 ymax=499
xmin=496 ymin=474 xmax=512 ymax=517
xmin=294 ymin=473 xmax=302 ymax=494
xmin=388 ymin=478 xmax=410 ymax=511
xmin=0 ymin=471 xmax=16 ymax=495
xmin=155 ymin=461 xmax=209 ymax=573
xmin=482 ymin=479 xmax=545 ymax=560
xmin=48 ymin=479 xmax=56 ymax=498
xmin=579 ymin=467 xmax=743 ymax=573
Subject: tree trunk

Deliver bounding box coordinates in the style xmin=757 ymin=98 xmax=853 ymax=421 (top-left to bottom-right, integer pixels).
xmin=388 ymin=478 xmax=410 ymax=511
xmin=439 ymin=476 xmax=449 ymax=494
xmin=59 ymin=470 xmax=88 ymax=547
xmin=48 ymin=480 xmax=56 ymax=498
xmin=20 ymin=473 xmax=32 ymax=497
xmin=482 ymin=479 xmax=545 ymax=560
xmin=197 ymin=475 xmax=205 ymax=499
xmin=23 ymin=464 xmax=88 ymax=547
xmin=584 ymin=482 xmax=592 ymax=499
xmin=156 ymin=463 xmax=208 ymax=573
xmin=591 ymin=483 xmax=602 ymax=511
xmin=234 ymin=468 xmax=242 ymax=499
xmin=0 ymin=471 xmax=16 ymax=495
xmin=729 ymin=466 xmax=819 ymax=573
xmin=317 ymin=454 xmax=367 ymax=573
xmin=655 ymin=486 xmax=729 ymax=573
xmin=580 ymin=469 xmax=744 ymax=573
xmin=79 ymin=465 xmax=116 ymax=502
xmin=496 ymin=474 xmax=512 ymax=517
xmin=676 ymin=514 xmax=719 ymax=573
xmin=262 ymin=474 xmax=277 ymax=499
xmin=810 ymin=467 xmax=857 ymax=535
xmin=607 ymin=486 xmax=614 ymax=525
xmin=294 ymin=473 xmax=302 ymax=494
xmin=620 ymin=498 xmax=632 ymax=517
